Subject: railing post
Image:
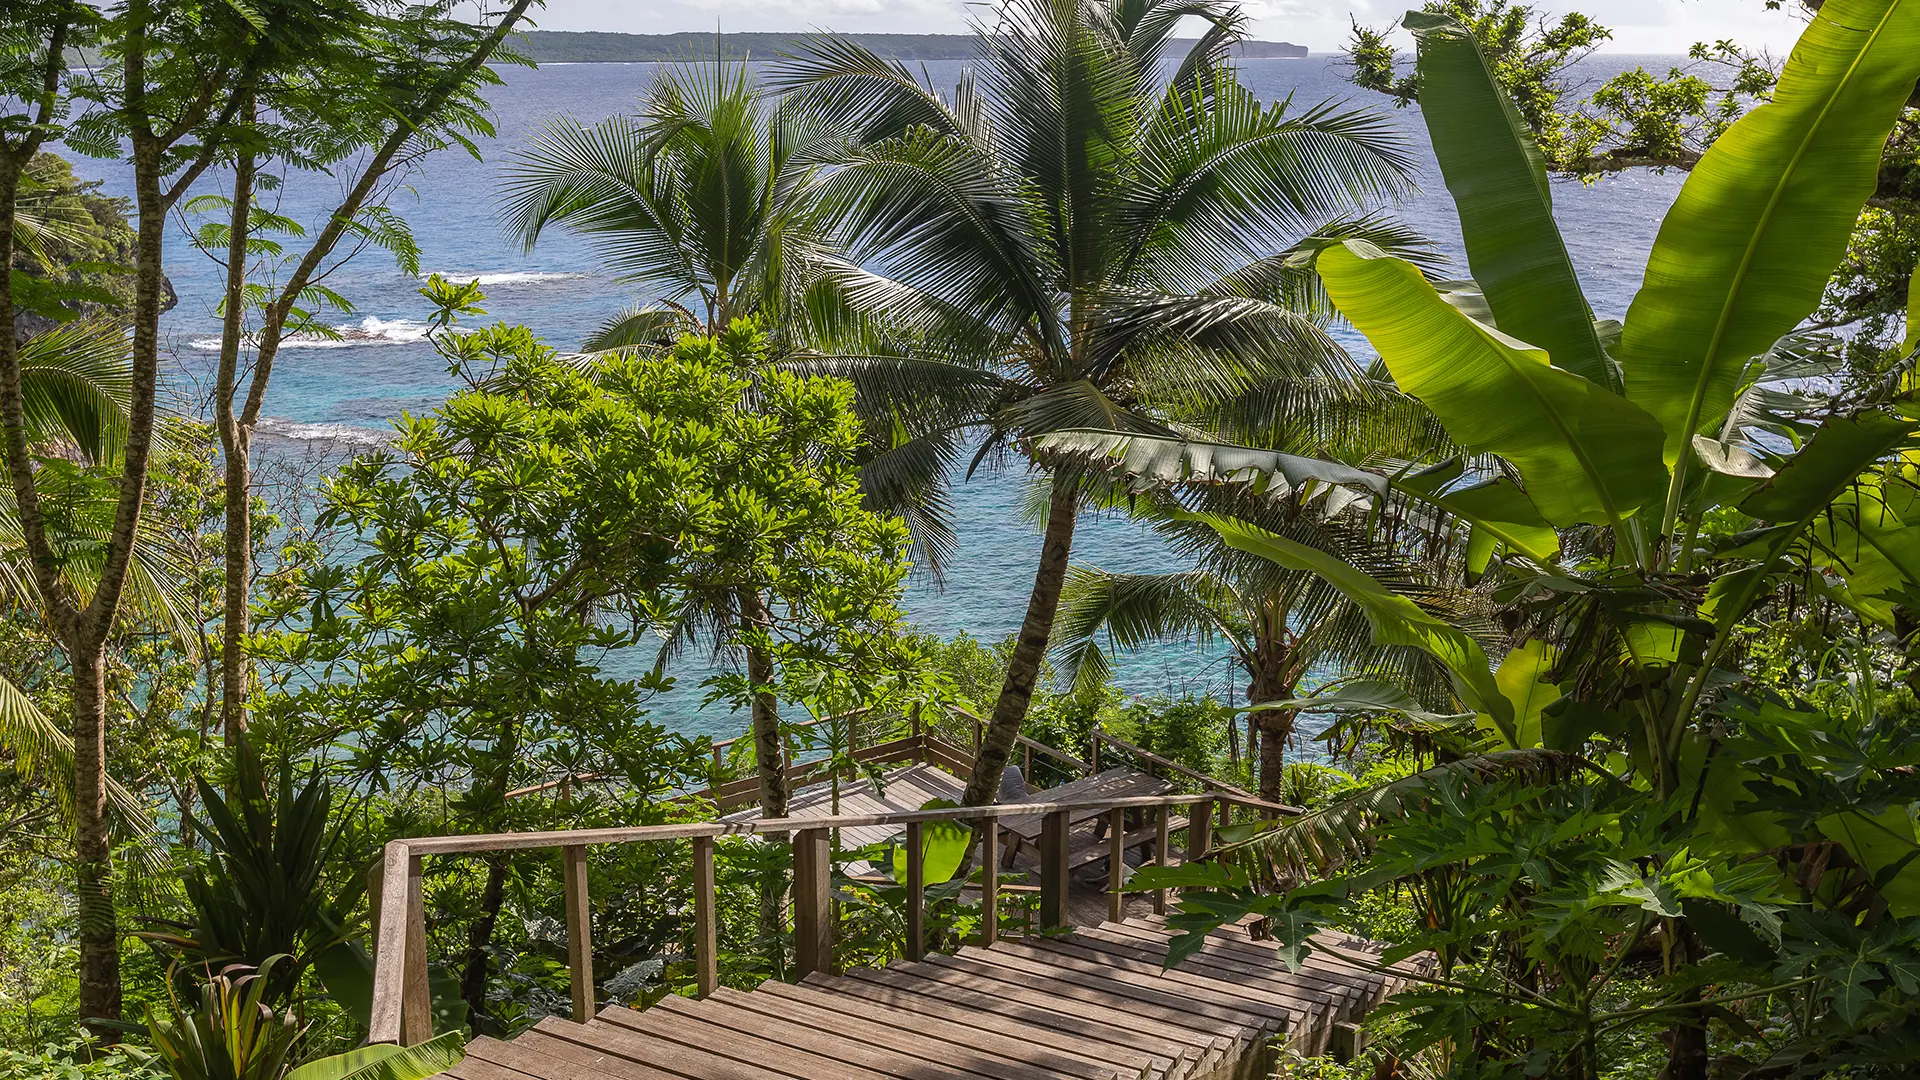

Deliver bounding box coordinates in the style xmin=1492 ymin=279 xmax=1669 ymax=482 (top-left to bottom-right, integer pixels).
xmin=1106 ymin=806 xmax=1127 ymax=923
xmin=1039 ymin=809 xmax=1070 ymax=930
xmin=905 ymin=821 xmax=926 ymax=962
xmin=562 ymin=845 xmax=593 ymax=1022
xmin=1189 ymin=796 xmax=1214 ymax=863
xmin=793 ymin=827 xmax=833 ymax=976
xmin=399 ymin=851 xmax=431 ymax=1045
xmin=1089 ymin=727 xmax=1100 ymax=774
xmin=692 ymin=836 xmax=718 ymax=998
xmin=1153 ymin=806 xmax=1170 ymax=915
xmin=979 ymin=819 xmax=999 ymax=947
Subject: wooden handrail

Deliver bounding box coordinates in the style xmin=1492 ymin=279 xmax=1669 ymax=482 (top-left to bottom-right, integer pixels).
xmin=1094 ymin=729 xmax=1261 ymax=801
xmin=367 ymin=787 xmax=1290 ymax=1046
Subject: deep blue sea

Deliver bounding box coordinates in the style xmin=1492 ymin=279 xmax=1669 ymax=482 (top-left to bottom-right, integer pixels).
xmin=58 ymin=54 xmax=1691 ymax=742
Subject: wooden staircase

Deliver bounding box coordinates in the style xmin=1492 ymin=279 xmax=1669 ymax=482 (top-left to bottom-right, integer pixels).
xmin=448 ymin=915 xmax=1418 ymax=1080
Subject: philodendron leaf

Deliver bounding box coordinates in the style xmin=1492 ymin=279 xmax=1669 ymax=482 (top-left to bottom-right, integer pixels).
xmin=1318 ymin=240 xmax=1668 ymax=529
xmin=1619 ymin=0 xmax=1920 ymax=465
xmin=1189 ymin=510 xmax=1516 ymax=744
xmin=1407 ymin=11 xmax=1615 ymax=389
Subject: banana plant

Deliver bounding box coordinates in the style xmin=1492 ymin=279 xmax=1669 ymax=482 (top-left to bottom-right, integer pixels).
xmin=1103 ymin=2 xmax=1920 ymax=1073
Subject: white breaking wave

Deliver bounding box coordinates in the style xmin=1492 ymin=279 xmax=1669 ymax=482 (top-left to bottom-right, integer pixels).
xmin=188 ymin=316 xmax=435 ymax=352
xmin=253 ymin=417 xmax=393 ymax=448
xmin=425 ymin=270 xmax=587 ymax=287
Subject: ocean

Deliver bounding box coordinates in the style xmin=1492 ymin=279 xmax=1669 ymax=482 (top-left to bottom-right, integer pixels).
xmin=58 ymin=54 xmax=1691 ymax=742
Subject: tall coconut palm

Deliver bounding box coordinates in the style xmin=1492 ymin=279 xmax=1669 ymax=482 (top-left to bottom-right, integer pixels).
xmin=780 ymin=0 xmax=1419 ymax=805
xmin=501 ymin=57 xmax=841 ymax=819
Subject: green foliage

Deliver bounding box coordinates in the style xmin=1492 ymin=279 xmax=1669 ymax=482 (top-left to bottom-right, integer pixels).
xmin=0 ymin=1041 xmax=161 ymax=1080
xmin=140 ymin=737 xmax=362 ymax=1008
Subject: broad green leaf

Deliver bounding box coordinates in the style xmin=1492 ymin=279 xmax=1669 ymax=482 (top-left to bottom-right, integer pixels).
xmin=1249 ymin=679 xmax=1473 ymax=726
xmin=1903 ymin=266 xmax=1920 ymax=355
xmin=886 ymin=799 xmax=970 ymax=885
xmin=1318 ymin=241 xmax=1667 ymax=528
xmin=1491 ymin=639 xmax=1560 ymax=750
xmin=1740 ymin=411 xmax=1916 ymax=522
xmin=1399 ymin=461 xmax=1561 ymax=563
xmin=285 ymin=1031 xmax=465 ymax=1080
xmin=1800 ymin=485 xmax=1920 ymax=625
xmin=1189 ymin=511 xmax=1514 ymax=742
xmin=1407 ymin=12 xmax=1613 ymax=388
xmin=1619 ymin=0 xmax=1920 ymax=465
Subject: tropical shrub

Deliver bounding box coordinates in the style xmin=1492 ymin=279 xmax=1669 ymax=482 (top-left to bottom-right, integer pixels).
xmin=1118 ymin=2 xmax=1920 ymax=1076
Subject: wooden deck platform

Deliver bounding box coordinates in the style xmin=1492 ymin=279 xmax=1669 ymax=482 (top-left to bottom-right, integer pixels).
xmin=448 ymin=916 xmax=1421 ymax=1080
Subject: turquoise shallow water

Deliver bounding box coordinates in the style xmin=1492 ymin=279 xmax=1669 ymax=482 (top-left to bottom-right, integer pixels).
xmin=59 ymin=54 xmax=1689 ymax=743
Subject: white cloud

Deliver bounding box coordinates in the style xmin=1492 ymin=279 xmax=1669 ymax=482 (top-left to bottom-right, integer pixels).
xmin=535 ymin=0 xmax=1813 ymax=56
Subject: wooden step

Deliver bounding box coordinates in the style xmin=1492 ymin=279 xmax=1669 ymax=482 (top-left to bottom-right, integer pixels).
xmin=448 ymin=915 xmax=1421 ymax=1079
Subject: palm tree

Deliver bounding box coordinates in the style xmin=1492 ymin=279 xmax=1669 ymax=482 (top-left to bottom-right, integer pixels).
xmin=1041 ymin=397 xmax=1474 ymax=802
xmin=502 ymin=57 xmax=837 ymax=818
xmin=501 ymin=55 xmax=828 ymax=348
xmin=780 ymin=0 xmax=1418 ymax=805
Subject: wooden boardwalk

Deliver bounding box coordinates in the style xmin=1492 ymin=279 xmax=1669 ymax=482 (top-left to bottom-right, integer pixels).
xmin=448 ymin=915 xmax=1419 ymax=1080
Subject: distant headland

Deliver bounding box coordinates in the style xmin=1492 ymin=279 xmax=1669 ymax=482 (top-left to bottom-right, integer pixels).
xmin=518 ymin=30 xmax=1308 ymax=63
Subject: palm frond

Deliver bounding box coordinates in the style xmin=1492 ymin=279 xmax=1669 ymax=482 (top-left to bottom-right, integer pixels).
xmin=17 ymin=319 xmax=133 ymax=464
xmin=1051 ymin=565 xmax=1239 ymax=694
xmin=1234 ymin=748 xmax=1581 ymax=878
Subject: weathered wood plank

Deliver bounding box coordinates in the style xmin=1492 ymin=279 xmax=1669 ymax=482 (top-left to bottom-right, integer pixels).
xmin=653 ymin=993 xmax=967 ymax=1080
xmin=710 ymin=985 xmax=1064 ymax=1080
xmin=929 ymin=951 xmax=1259 ymax=1049
xmin=916 ymin=954 xmax=1234 ymax=1065
xmin=597 ymin=1001 xmax=904 ymax=1080
xmin=806 ymin=971 xmax=1156 ymax=1079
xmin=848 ymin=965 xmax=1187 ymax=1078
xmin=757 ymin=980 xmax=1129 ymax=1080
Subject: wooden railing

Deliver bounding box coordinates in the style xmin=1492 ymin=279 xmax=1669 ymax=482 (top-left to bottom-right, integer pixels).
xmin=689 ymin=703 xmax=1093 ymax=809
xmin=1093 ymin=728 xmax=1260 ymax=802
xmin=366 ymin=788 xmax=1291 ymax=1046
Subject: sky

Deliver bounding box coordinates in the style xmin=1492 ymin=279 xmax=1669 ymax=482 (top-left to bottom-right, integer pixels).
xmin=528 ymin=0 xmax=1811 ymax=55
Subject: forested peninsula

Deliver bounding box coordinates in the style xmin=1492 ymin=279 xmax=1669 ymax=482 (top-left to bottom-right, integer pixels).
xmin=518 ymin=28 xmax=1309 ymax=62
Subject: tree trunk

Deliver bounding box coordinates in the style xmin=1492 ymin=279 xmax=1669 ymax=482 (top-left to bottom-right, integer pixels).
xmin=1658 ymin=920 xmax=1710 ymax=1080
xmin=738 ymin=590 xmax=787 ymax=819
xmin=962 ymin=481 xmax=1077 ymax=807
xmin=1247 ymin=606 xmax=1297 ymax=805
xmin=459 ymin=855 xmax=509 ymax=1035
xmin=215 ymin=114 xmax=255 ymax=742
xmin=71 ymin=646 xmax=120 ymax=1031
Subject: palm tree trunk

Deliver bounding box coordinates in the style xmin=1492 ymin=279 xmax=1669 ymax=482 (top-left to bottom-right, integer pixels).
xmin=70 ymin=645 xmax=119 ymax=1031
xmin=1247 ymin=606 xmax=1296 ymax=805
xmin=962 ymin=481 xmax=1077 ymax=807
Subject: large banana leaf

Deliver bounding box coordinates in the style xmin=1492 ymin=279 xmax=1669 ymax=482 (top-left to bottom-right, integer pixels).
xmin=1317 ymin=241 xmax=1668 ymax=529
xmin=1618 ymin=0 xmax=1920 ymax=467
xmin=1407 ymin=12 xmax=1613 ymax=389
xmin=284 ymin=1032 xmax=465 ymax=1080
xmin=1188 ymin=510 xmax=1516 ymax=743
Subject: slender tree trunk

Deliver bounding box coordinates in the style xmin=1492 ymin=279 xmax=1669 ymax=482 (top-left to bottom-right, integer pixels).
xmin=1248 ymin=606 xmax=1296 ymax=805
xmin=962 ymin=480 xmax=1077 ymax=807
xmin=739 ymin=590 xmax=787 ymax=819
xmin=70 ymin=646 xmax=119 ymax=1029
xmin=215 ymin=107 xmax=255 ymax=742
xmin=459 ymin=855 xmax=509 ymax=1035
